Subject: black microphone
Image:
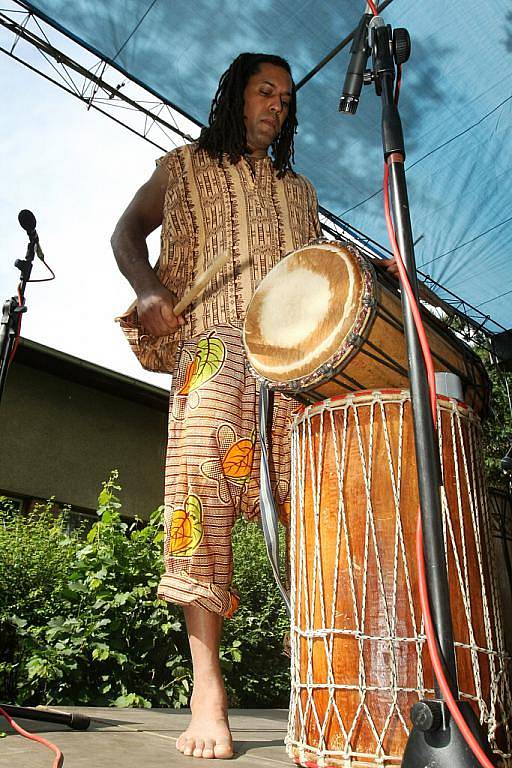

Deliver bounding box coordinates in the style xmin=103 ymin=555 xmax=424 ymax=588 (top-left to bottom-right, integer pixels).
xmin=18 ymin=209 xmax=37 ymax=237
xmin=339 ymin=11 xmax=372 ymax=115
xmin=18 ymin=209 xmax=45 ymax=262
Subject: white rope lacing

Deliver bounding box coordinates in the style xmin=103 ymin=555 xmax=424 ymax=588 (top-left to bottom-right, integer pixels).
xmin=287 ymin=393 xmax=512 ymax=767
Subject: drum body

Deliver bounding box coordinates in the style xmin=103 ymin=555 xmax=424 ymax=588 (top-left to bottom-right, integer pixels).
xmin=287 ymin=390 xmax=511 ymax=767
xmin=243 ymin=240 xmax=489 ymax=415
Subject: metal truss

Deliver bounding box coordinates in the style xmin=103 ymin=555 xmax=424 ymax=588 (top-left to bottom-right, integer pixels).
xmin=0 ymin=2 xmax=505 ymax=348
xmin=0 ymin=1 xmax=201 ymax=152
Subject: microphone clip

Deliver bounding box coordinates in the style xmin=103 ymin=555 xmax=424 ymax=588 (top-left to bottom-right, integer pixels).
xmin=339 ymin=9 xmax=411 ymax=115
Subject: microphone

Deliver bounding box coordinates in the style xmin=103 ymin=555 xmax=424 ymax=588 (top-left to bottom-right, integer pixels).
xmin=18 ymin=209 xmax=38 ymax=238
xmin=18 ymin=209 xmax=45 ymax=260
xmin=339 ymin=10 xmax=373 ymax=115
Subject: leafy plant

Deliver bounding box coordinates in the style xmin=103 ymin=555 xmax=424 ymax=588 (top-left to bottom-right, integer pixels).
xmin=222 ymin=518 xmax=290 ymax=707
xmin=0 ymin=474 xmax=191 ymax=707
xmin=480 ymin=360 xmax=512 ymax=490
xmin=0 ymin=473 xmax=290 ymax=709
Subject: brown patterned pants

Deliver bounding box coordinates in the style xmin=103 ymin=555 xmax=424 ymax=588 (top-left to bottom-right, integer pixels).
xmin=157 ymin=324 xmax=295 ymax=617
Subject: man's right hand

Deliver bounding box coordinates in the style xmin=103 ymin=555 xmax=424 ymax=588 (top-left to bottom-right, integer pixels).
xmin=136 ymin=284 xmax=185 ymax=337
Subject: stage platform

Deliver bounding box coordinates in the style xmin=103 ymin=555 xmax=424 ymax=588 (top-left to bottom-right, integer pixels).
xmin=1 ymin=707 xmax=290 ymax=767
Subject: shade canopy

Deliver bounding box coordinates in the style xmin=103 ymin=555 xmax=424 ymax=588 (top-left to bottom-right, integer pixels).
xmin=20 ymin=0 xmax=512 ymax=332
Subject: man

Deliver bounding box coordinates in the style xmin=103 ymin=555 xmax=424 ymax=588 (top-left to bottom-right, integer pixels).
xmin=111 ymin=52 xmax=321 ymax=759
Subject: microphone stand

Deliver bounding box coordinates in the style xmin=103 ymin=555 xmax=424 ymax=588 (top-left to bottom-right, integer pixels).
xmin=0 ymin=212 xmax=90 ymax=732
xmin=0 ymin=225 xmax=37 ymax=403
xmin=359 ymin=18 xmax=493 ymax=767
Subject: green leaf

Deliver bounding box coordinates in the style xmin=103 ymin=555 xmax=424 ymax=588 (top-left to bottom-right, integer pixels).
xmin=92 ymin=644 xmax=110 ymax=661
xmin=113 ymin=592 xmax=132 ymax=606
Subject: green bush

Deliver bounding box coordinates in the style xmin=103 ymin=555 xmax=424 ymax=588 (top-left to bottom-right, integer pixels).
xmin=0 ymin=473 xmax=290 ymax=708
xmin=481 ymin=362 xmax=512 ymax=490
xmin=224 ymin=519 xmax=290 ymax=707
xmin=0 ymin=475 xmax=192 ymax=708
xmin=0 ymin=500 xmax=78 ymax=702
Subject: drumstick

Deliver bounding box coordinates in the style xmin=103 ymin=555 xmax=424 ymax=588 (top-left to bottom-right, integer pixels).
xmin=173 ymin=248 xmax=231 ymax=316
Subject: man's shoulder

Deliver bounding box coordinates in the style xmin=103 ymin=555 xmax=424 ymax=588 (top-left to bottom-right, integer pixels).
xmin=166 ymin=142 xmax=222 ymax=168
xmin=282 ymin=167 xmax=316 ymax=193
xmin=157 ymin=141 xmax=194 ymax=161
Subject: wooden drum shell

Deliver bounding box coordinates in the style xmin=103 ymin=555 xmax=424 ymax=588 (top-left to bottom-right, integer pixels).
xmin=287 ymin=391 xmax=511 ymax=767
xmin=243 ymin=241 xmax=489 ymax=416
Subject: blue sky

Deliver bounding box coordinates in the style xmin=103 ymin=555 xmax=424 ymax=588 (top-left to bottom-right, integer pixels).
xmin=0 ymin=22 xmax=183 ymax=388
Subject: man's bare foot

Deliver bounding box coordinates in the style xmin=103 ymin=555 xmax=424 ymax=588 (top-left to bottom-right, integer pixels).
xmin=176 ymin=686 xmax=233 ymax=759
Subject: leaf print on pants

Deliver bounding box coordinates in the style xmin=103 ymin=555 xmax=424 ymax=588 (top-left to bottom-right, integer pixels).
xmin=168 ymin=494 xmax=204 ymax=557
xmin=177 ymin=334 xmax=226 ymax=396
xmin=222 ymin=436 xmax=255 ymax=485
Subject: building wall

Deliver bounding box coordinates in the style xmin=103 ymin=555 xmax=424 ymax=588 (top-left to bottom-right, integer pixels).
xmin=0 ymin=361 xmax=168 ymax=518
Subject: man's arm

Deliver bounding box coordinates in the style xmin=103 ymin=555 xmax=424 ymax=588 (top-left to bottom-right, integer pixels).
xmin=111 ymin=164 xmax=184 ymax=337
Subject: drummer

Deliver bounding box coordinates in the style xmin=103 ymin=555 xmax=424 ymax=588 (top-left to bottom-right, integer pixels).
xmin=111 ymin=52 xmax=321 ymax=760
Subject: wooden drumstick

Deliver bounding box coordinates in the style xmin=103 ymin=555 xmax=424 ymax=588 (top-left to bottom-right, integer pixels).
xmin=173 ymin=248 xmax=231 ymax=316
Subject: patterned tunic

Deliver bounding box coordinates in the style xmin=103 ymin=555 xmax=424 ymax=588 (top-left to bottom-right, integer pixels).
xmin=119 ymin=143 xmax=320 ymax=370
xmin=121 ymin=143 xmax=321 ymax=617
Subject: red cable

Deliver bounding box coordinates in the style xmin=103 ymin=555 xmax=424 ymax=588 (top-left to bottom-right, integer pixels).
xmin=380 ymin=37 xmax=495 ymax=763
xmin=367 ymin=0 xmax=378 ymax=15
xmin=416 ymin=519 xmax=496 ymax=768
xmin=0 ymin=707 xmax=63 ymax=768
xmin=383 ymin=154 xmax=496 ymax=768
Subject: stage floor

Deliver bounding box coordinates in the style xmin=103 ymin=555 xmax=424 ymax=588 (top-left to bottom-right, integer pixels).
xmin=1 ymin=706 xmax=291 ymax=767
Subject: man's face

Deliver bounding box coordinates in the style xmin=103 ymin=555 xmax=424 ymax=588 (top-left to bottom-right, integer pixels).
xmin=243 ymin=62 xmax=293 ymax=156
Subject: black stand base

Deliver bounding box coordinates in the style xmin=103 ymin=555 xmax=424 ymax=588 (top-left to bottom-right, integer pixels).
xmin=0 ymin=703 xmax=90 ymax=730
xmin=402 ymin=700 xmax=496 ymax=767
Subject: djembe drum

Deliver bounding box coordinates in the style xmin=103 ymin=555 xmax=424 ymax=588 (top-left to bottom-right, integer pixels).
xmin=243 ymin=239 xmax=488 ymax=415
xmin=286 ymin=391 xmax=511 ymax=767
xmin=242 ymin=240 xmax=511 ymax=767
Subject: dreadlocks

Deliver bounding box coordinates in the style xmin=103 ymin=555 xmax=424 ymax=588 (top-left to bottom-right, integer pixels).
xmin=197 ymin=53 xmax=297 ymax=178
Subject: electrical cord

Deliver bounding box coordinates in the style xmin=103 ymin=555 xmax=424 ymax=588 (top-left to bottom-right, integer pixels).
xmin=381 ymin=49 xmax=496 ymax=768
xmin=0 ymin=706 xmax=63 ymax=768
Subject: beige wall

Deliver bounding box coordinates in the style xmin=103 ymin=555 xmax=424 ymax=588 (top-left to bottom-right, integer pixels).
xmin=0 ymin=361 xmax=168 ymax=518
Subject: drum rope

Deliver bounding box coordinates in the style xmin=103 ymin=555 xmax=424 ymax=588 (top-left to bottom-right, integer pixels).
xmin=460 ymin=410 xmax=512 ymax=751
xmin=324 ymin=407 xmax=350 ymax=743
xmin=306 ymin=407 xmax=330 ymax=747
xmin=378 ymin=396 xmax=421 ymax=743
xmin=292 ymin=417 xmax=318 ymax=750
xmin=442 ymin=403 xmax=511 ymax=753
xmin=446 ymin=409 xmax=488 ymax=716
xmin=287 ymin=394 xmax=512 ymax=766
xmin=351 ymin=398 xmax=398 ymax=756
xmin=287 ymin=423 xmax=300 ymax=750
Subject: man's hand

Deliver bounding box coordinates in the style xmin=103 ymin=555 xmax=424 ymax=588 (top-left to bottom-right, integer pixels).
xmin=137 ymin=284 xmax=185 ymax=337
xmin=384 ymin=256 xmax=399 ymax=276
xmin=370 ymin=254 xmax=399 ymax=277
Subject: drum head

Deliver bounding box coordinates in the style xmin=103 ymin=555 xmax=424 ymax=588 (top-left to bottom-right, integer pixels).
xmin=243 ymin=240 xmax=375 ymax=387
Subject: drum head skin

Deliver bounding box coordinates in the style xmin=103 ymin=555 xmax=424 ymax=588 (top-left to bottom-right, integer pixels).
xmin=243 ymin=240 xmax=375 ymax=389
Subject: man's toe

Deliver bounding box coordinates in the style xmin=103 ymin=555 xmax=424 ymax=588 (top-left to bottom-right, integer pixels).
xmin=202 ymin=739 xmax=215 ymax=759
xmin=183 ymin=737 xmax=196 ymax=756
xmin=214 ymin=741 xmax=234 ymax=759
xmin=193 ymin=739 xmax=205 ymax=757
